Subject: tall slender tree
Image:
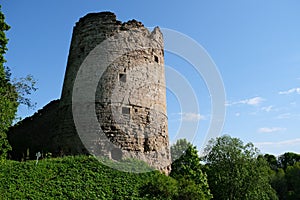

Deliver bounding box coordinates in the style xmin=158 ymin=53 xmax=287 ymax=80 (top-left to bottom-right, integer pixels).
xmin=0 ymin=5 xmax=18 ymax=160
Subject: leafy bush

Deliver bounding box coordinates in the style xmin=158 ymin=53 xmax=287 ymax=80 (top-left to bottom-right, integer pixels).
xmin=140 ymin=173 xmax=178 ymax=199
xmin=0 ymin=155 xmax=158 ymax=199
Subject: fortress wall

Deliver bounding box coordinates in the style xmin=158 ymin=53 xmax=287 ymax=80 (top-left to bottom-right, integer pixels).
xmin=8 ymin=100 xmax=60 ymax=160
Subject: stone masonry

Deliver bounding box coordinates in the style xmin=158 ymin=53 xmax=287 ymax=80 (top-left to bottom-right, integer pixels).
xmin=8 ymin=12 xmax=171 ymax=173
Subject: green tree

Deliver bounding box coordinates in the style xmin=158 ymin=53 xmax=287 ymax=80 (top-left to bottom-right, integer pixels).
xmin=203 ymin=135 xmax=278 ymax=200
xmin=170 ymin=139 xmax=212 ymax=200
xmin=271 ymin=168 xmax=287 ymax=200
xmin=264 ymin=153 xmax=279 ymax=171
xmin=0 ymin=6 xmax=36 ymax=160
xmin=286 ymin=162 xmax=300 ymax=200
xmin=7 ymin=67 xmax=37 ymax=109
xmin=278 ymin=152 xmax=300 ymax=170
xmin=0 ymin=5 xmax=17 ymax=160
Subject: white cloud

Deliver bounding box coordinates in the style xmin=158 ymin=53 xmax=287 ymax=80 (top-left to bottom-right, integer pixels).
xmin=258 ymin=127 xmax=287 ymax=133
xmin=261 ymin=105 xmax=273 ymax=112
xmin=227 ymin=97 xmax=265 ymax=106
xmin=279 ymin=88 xmax=300 ymax=95
xmin=255 ymin=138 xmax=300 ymax=146
xmin=245 ymin=97 xmax=265 ymax=105
xmin=277 ymin=113 xmax=292 ymax=119
xmin=180 ymin=112 xmax=206 ymax=121
xmin=276 ymin=113 xmax=300 ymax=120
xmin=235 ymin=113 xmax=241 ymax=117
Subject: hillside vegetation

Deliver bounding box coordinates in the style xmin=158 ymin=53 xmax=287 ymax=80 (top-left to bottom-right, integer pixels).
xmin=0 ymin=156 xmax=159 ymax=199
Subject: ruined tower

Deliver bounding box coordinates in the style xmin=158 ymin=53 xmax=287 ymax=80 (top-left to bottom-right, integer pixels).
xmin=8 ymin=12 xmax=170 ymax=173
xmin=56 ymin=12 xmax=170 ymax=172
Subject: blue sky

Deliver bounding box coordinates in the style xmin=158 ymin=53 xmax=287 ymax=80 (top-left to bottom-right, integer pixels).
xmin=2 ymin=0 xmax=300 ymax=156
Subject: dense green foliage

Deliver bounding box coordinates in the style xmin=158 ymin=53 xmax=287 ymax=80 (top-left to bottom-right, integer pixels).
xmin=285 ymin=162 xmax=300 ymax=199
xmin=1 ymin=146 xmax=299 ymax=199
xmin=1 ymin=155 xmax=214 ymax=199
xmin=271 ymin=168 xmax=287 ymax=200
xmin=203 ymin=135 xmax=278 ymax=200
xmin=0 ymin=6 xmax=17 ymax=160
xmin=266 ymin=152 xmax=300 ymax=200
xmin=264 ymin=154 xmax=278 ymax=171
xmin=170 ymin=139 xmax=212 ymax=200
xmin=0 ymin=155 xmax=164 ymax=199
xmin=141 ymin=139 xmax=212 ymax=200
xmin=140 ymin=173 xmax=179 ymax=199
xmin=278 ymin=152 xmax=300 ymax=170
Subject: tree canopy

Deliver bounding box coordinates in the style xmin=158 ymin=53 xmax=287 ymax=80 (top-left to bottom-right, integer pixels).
xmin=285 ymin=162 xmax=300 ymax=199
xmin=278 ymin=152 xmax=300 ymax=170
xmin=170 ymin=139 xmax=212 ymax=200
xmin=203 ymin=135 xmax=278 ymax=200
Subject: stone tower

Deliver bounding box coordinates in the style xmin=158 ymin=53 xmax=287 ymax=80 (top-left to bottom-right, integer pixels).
xmin=54 ymin=12 xmax=170 ymax=172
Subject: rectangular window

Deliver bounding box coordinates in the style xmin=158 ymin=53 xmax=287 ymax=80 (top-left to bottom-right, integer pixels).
xmin=154 ymin=55 xmax=159 ymax=63
xmin=122 ymin=107 xmax=130 ymax=115
xmin=119 ymin=73 xmax=126 ymax=82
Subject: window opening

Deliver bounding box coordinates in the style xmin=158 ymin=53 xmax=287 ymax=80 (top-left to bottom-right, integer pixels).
xmin=119 ymin=73 xmax=126 ymax=82
xmin=122 ymin=107 xmax=130 ymax=115
xmin=154 ymin=55 xmax=159 ymax=63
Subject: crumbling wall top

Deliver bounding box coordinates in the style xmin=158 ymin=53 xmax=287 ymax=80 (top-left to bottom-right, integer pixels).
xmin=75 ymin=11 xmax=148 ymax=31
xmin=76 ymin=11 xmax=120 ymax=26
